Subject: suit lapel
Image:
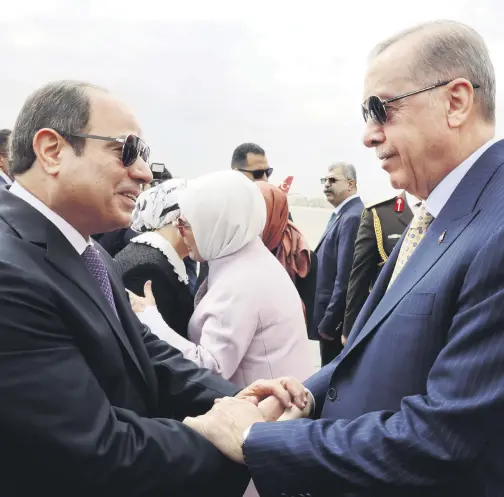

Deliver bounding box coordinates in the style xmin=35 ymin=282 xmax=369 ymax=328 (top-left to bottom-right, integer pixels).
xmin=344 ymin=211 xmax=478 ymax=355
xmin=315 ymin=213 xmax=341 ymax=251
xmin=315 ymin=197 xmax=361 ymax=251
xmin=341 ymin=139 xmax=504 ymax=361
xmin=44 ymin=231 xmax=148 ymax=384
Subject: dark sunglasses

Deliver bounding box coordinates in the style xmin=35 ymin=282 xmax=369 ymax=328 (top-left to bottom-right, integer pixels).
xmin=320 ymin=176 xmax=345 ymax=185
xmin=237 ymin=167 xmax=274 ymax=180
xmin=362 ymin=80 xmax=481 ymax=125
xmin=60 ymin=132 xmax=150 ymax=168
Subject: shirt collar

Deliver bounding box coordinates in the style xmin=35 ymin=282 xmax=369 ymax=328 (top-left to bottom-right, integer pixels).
xmin=404 ymin=191 xmax=420 ymax=210
xmin=333 ymin=193 xmax=360 ymax=216
xmin=426 ymin=138 xmax=496 ymax=218
xmin=131 ymin=232 xmax=188 ymax=285
xmin=9 ymin=182 xmax=91 ymax=255
xmin=0 ymin=170 xmax=12 ymax=185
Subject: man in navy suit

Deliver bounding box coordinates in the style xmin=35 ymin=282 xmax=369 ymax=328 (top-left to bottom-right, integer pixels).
xmin=0 ymin=129 xmax=12 ymax=186
xmin=312 ymin=162 xmax=363 ymax=365
xmin=182 ymin=20 xmax=504 ymax=496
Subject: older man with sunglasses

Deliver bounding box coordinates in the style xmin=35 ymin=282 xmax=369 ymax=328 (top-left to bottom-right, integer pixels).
xmin=180 ymin=21 xmax=504 ymax=497
xmin=0 ymin=81 xmax=309 ymax=497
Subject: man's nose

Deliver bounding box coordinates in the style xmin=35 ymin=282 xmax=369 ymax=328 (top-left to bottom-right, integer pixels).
xmin=130 ymin=158 xmax=153 ymax=185
xmin=363 ymin=119 xmax=386 ymax=149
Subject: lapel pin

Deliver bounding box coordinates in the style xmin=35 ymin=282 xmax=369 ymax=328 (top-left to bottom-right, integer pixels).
xmin=438 ymin=231 xmax=447 ymax=245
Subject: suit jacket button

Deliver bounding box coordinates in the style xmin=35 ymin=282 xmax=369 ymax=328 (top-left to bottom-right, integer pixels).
xmin=327 ymin=387 xmax=338 ymax=401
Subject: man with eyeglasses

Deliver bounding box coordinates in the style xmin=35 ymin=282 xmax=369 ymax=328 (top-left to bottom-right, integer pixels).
xmin=231 ymin=142 xmax=273 ymax=182
xmin=310 ymin=162 xmax=363 ymax=366
xmin=0 ymin=81 xmax=307 ymax=497
xmin=179 ymin=21 xmax=504 ymax=497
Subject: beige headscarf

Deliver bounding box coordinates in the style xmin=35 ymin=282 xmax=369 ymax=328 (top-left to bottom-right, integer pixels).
xmin=178 ymin=170 xmax=266 ymax=261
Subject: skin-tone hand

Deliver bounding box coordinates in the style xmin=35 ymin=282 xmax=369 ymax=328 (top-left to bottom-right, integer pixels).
xmin=233 ymin=377 xmax=309 ymax=412
xmin=258 ymin=390 xmax=313 ymax=422
xmin=127 ymin=280 xmax=156 ymax=313
xmin=183 ymin=397 xmax=264 ymax=464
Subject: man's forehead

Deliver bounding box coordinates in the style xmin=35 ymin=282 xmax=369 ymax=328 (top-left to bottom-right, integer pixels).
xmin=363 ymin=38 xmax=417 ymax=99
xmin=246 ymin=153 xmax=268 ymax=168
xmin=326 ymin=168 xmax=344 ymax=177
xmin=87 ymin=88 xmax=142 ymax=136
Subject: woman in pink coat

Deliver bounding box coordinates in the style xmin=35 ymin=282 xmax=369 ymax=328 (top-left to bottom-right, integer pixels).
xmin=133 ymin=170 xmax=313 ymax=387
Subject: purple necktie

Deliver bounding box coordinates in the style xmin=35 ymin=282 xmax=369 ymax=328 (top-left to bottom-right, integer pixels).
xmin=82 ymin=245 xmax=118 ymax=317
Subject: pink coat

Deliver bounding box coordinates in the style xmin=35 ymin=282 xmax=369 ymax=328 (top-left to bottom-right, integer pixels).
xmin=139 ymin=237 xmax=314 ymax=386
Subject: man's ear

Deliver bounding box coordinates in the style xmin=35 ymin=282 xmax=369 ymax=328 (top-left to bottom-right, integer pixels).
xmin=32 ymin=128 xmax=66 ymax=176
xmin=445 ymin=78 xmax=476 ymax=129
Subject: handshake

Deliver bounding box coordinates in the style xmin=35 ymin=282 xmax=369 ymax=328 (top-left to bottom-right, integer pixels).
xmin=183 ymin=377 xmax=312 ymax=464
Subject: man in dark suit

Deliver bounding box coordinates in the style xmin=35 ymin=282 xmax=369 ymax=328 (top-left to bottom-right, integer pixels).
xmin=0 ymin=81 xmax=305 ymax=497
xmin=311 ymin=162 xmax=364 ymax=365
xmin=182 ymin=20 xmax=504 ymax=497
xmin=342 ymin=192 xmax=413 ymax=341
xmin=0 ymin=128 xmax=12 ymax=186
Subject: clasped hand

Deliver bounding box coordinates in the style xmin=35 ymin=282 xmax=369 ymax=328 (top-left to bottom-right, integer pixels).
xmin=183 ymin=377 xmax=313 ymax=463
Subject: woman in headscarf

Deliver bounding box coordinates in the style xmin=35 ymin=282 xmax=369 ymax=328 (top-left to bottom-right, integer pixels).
xmin=257 ymin=182 xmax=317 ymax=332
xmin=132 ymin=170 xmax=313 ymax=387
xmin=115 ymin=179 xmax=194 ymax=338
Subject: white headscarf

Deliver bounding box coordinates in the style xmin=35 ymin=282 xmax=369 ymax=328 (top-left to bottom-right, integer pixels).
xmin=178 ymin=170 xmax=266 ymax=261
xmin=130 ymin=179 xmax=187 ymax=233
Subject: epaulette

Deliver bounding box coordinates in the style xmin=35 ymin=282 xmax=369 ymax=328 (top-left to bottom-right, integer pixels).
xmin=365 ymin=193 xmax=399 ymax=210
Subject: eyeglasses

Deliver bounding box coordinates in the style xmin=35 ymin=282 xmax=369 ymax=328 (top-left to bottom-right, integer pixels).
xmin=176 ymin=217 xmax=191 ymax=236
xmin=236 ymin=167 xmax=274 ymax=180
xmin=361 ymin=80 xmax=481 ymax=125
xmin=320 ymin=177 xmax=345 ymax=185
xmin=60 ymin=132 xmax=150 ymax=168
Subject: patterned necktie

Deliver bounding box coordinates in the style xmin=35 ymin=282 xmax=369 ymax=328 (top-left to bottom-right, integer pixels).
xmin=388 ymin=203 xmax=434 ymax=288
xmin=82 ymin=245 xmax=118 ymax=316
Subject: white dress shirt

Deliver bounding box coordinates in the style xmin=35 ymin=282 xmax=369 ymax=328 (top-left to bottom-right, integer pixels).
xmin=333 ymin=193 xmax=360 ymax=216
xmin=426 ymin=139 xmax=496 ymax=218
xmin=9 ymin=182 xmax=91 ymax=254
xmin=404 ymin=191 xmax=421 ymax=215
xmin=0 ymin=170 xmax=12 ymax=185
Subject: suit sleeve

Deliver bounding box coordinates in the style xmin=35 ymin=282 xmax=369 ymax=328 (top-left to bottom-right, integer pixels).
xmin=0 ymin=261 xmax=248 ymax=497
xmin=243 ymin=227 xmax=504 ymax=496
xmin=342 ymin=209 xmax=378 ymax=337
xmin=138 ymin=290 xmax=257 ymax=381
xmin=295 ymin=251 xmax=317 ymax=331
xmin=318 ymin=214 xmax=361 ymax=338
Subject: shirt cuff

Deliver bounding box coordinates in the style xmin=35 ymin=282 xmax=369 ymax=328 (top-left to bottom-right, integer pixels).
xmin=242 ymin=425 xmax=252 ymax=444
xmin=305 ymin=388 xmax=316 ymax=418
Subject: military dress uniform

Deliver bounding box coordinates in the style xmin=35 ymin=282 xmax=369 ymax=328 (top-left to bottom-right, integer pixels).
xmin=342 ymin=193 xmax=414 ymax=339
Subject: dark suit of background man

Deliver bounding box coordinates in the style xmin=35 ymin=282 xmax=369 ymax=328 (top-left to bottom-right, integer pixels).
xmin=0 ymin=80 xmax=265 ymax=497
xmin=0 ymin=128 xmax=12 ymax=186
xmin=311 ymin=162 xmax=363 ymax=365
xmin=185 ymin=20 xmax=504 ymax=497
xmin=342 ymin=191 xmax=414 ymax=341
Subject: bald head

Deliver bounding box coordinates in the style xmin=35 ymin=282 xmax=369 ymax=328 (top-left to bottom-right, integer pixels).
xmin=369 ymin=20 xmax=495 ymax=123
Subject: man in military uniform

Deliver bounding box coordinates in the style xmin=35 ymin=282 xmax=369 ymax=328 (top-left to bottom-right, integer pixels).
xmin=342 ymin=192 xmax=415 ymax=344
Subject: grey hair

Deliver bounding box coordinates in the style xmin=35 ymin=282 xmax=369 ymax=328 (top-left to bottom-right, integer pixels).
xmin=10 ymin=80 xmax=107 ymax=175
xmin=370 ymin=20 xmax=496 ymax=124
xmin=328 ymin=161 xmax=357 ymax=183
